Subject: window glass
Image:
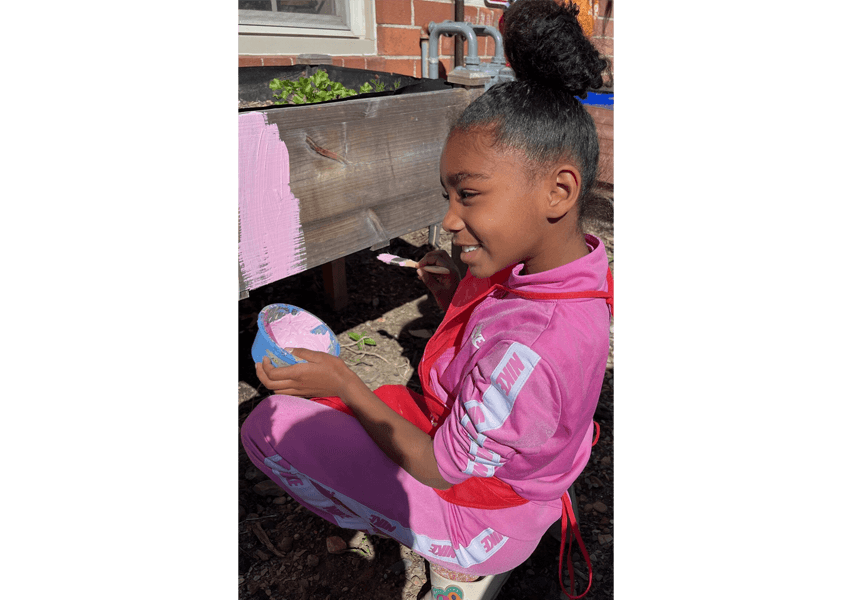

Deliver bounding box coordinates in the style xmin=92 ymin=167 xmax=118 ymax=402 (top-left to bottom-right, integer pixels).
xmin=237 ymin=1 xmax=337 ymax=15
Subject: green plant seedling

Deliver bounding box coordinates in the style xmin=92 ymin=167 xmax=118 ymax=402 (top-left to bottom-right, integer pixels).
xmin=348 ymin=332 xmax=377 ymax=351
xmin=270 ymin=70 xmax=378 ymax=106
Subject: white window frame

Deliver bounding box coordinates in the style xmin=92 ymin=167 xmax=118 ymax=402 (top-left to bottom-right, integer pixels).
xmin=239 ymin=0 xmax=376 ymax=56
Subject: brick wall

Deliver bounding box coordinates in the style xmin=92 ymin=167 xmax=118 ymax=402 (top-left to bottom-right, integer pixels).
xmin=239 ymin=0 xmax=613 ymax=87
xmin=592 ymin=0 xmax=614 ymax=87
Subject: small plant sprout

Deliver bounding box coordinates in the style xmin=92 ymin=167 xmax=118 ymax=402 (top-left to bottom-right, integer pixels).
xmin=270 ymin=70 xmax=396 ymax=106
xmin=348 ymin=332 xmax=377 ymax=351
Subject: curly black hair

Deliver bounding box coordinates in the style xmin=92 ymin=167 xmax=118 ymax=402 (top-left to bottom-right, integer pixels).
xmin=450 ymin=0 xmax=609 ymax=217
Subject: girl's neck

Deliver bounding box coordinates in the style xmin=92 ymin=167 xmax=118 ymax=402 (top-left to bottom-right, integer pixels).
xmin=521 ymin=232 xmax=589 ymax=276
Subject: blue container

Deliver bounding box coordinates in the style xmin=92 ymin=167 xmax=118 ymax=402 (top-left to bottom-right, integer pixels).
xmin=252 ymin=303 xmax=341 ymax=367
xmin=580 ymin=92 xmax=613 ymax=108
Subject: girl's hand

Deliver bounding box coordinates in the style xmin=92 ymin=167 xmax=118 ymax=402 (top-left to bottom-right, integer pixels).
xmin=417 ymin=249 xmax=461 ymax=312
xmin=255 ymin=350 xmax=357 ymax=399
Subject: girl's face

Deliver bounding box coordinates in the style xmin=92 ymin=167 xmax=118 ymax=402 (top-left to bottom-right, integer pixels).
xmin=440 ymin=130 xmax=560 ymax=278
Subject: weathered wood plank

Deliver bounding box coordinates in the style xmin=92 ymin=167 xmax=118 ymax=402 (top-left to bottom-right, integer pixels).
xmin=261 ymin=89 xmax=470 ymax=225
xmin=239 ymin=88 xmax=613 ymax=298
xmin=299 ymin=188 xmax=448 ymax=269
xmin=239 ymin=89 xmax=470 ymax=297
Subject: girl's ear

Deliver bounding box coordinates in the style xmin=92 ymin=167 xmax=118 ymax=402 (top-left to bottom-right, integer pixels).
xmin=544 ymin=163 xmax=582 ymax=219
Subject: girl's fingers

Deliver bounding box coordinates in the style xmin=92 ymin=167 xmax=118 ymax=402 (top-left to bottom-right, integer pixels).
xmin=256 ymin=359 xmax=298 ymax=388
xmin=418 ymin=251 xmax=455 ymax=275
xmin=419 ymin=249 xmax=449 ymax=265
xmin=286 ymin=347 xmax=323 ymax=362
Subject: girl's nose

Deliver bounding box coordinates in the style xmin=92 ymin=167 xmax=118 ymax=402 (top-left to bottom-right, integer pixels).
xmin=442 ymin=201 xmax=463 ymax=233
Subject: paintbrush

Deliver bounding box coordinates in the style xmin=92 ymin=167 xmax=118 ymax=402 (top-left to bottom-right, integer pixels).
xmin=377 ymin=253 xmax=450 ymax=274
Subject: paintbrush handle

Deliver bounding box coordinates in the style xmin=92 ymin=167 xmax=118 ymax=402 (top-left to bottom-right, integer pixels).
xmin=379 ymin=254 xmax=451 ymax=274
xmin=398 ymin=260 xmax=449 ymax=274
xmin=421 ymin=265 xmax=451 ymax=274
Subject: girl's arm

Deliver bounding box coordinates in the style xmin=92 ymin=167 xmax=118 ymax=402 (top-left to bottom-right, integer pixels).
xmin=255 ymin=352 xmax=453 ymax=490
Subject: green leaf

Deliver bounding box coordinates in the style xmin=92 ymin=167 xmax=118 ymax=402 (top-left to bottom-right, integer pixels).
xmin=363 ymin=338 xmax=376 ymax=346
xmin=349 ymin=332 xmax=363 ymax=342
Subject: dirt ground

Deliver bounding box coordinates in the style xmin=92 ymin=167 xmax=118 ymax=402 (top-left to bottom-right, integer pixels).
xmin=238 ymin=194 xmax=613 ymax=599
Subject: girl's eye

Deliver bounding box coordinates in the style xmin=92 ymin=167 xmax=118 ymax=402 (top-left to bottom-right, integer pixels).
xmin=441 ymin=190 xmax=476 ymax=202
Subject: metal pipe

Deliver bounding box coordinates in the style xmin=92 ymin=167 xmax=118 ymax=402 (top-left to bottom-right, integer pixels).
xmin=454 ymin=0 xmax=465 ymax=68
xmin=470 ymin=24 xmax=505 ymax=65
xmin=427 ymin=21 xmax=479 ymax=79
xmin=420 ymin=38 xmax=428 ymax=79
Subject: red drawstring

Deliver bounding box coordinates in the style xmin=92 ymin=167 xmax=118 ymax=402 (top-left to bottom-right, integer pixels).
xmin=493 ymin=267 xmax=614 ymax=318
xmin=559 ymin=492 xmax=593 ymax=599
xmin=559 ymin=420 xmax=598 ymax=597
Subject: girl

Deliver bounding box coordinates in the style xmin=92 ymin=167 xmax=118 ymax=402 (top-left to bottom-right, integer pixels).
xmin=242 ymin=1 xmax=612 ymax=598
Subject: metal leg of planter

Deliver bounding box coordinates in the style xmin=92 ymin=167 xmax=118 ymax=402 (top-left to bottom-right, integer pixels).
xmin=428 ymin=223 xmax=441 ymax=247
xmin=322 ymin=257 xmax=348 ymax=311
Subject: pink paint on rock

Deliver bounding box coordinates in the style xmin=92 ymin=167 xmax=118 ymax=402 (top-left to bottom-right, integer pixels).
xmin=239 ymin=111 xmax=307 ymax=290
xmin=267 ymin=312 xmax=332 ymax=353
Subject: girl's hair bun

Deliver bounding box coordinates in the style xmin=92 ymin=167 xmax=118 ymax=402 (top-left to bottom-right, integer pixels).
xmin=503 ymin=0 xmax=608 ymax=98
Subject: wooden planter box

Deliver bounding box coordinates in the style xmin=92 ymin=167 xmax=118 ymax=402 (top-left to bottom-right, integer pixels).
xmin=238 ymin=67 xmax=613 ymax=305
xmin=238 ymin=68 xmax=470 ymax=304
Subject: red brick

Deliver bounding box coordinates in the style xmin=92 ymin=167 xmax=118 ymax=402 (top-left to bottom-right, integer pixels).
xmin=596 ymin=0 xmax=613 ymax=18
xmin=380 ymin=58 xmax=416 ymax=76
xmin=441 ymin=36 xmax=477 ymax=61
xmin=239 ymin=56 xmax=263 ymax=67
xmin=377 ymin=25 xmax=422 ymax=56
xmin=345 ymin=56 xmax=367 ymax=70
xmin=331 ymin=56 xmax=346 ymax=67
xmin=414 ymin=0 xmax=454 ymax=29
xmin=591 ymin=37 xmax=613 ymax=57
xmin=263 ymin=56 xmax=295 ymax=66
xmin=440 ymin=34 xmax=454 ymax=55
xmin=375 ymin=0 xmax=412 ymax=25
xmin=478 ymin=8 xmax=499 ymax=28
xmin=365 ymin=56 xmax=387 ymax=72
xmin=594 ymin=17 xmax=613 ymax=37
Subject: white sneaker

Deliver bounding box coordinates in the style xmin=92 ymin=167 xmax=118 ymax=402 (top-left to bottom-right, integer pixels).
xmin=428 ymin=563 xmax=512 ymax=600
